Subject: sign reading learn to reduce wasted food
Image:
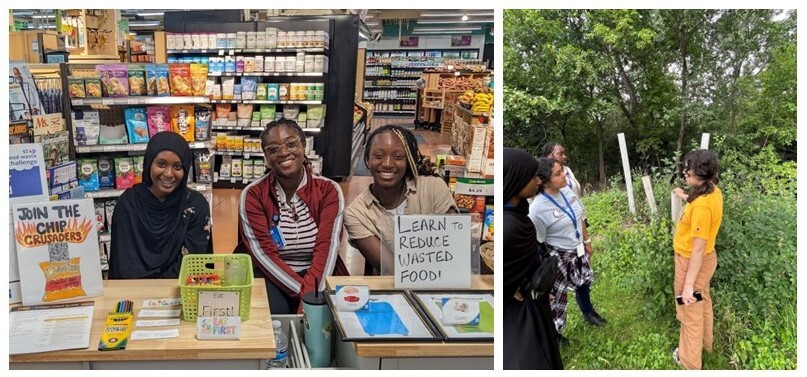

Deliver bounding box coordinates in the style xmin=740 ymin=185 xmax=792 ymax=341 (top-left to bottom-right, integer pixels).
xmin=394 ymin=215 xmax=471 ymax=289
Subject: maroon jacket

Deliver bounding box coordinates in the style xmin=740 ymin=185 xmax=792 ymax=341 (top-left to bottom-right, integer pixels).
xmin=237 ymin=169 xmax=348 ymax=301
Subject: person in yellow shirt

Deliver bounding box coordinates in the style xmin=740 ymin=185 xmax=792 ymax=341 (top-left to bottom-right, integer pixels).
xmin=671 ymin=149 xmax=723 ymax=370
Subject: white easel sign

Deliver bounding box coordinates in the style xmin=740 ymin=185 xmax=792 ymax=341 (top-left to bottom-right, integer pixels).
xmin=394 ymin=215 xmax=472 ymax=289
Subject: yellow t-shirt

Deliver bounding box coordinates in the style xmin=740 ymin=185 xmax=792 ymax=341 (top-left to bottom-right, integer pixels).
xmin=674 ymin=186 xmax=723 ymax=258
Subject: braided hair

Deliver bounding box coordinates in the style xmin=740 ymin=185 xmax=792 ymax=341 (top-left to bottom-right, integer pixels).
xmin=364 ymin=125 xmax=439 ymax=180
xmin=684 ymin=149 xmax=719 ymax=203
xmin=259 ymin=118 xmax=311 ymax=170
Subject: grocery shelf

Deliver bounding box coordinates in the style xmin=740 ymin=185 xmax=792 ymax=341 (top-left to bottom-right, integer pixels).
xmin=364 ymin=75 xmax=421 ymax=79
xmin=207 ymin=72 xmax=325 ymax=77
xmin=210 ymin=99 xmax=323 ymax=105
xmin=212 ymin=125 xmax=267 ymax=132
xmin=71 ymin=96 xmax=210 ymax=106
xmin=215 ymin=150 xmax=262 ymax=158
xmin=85 ymin=183 xmax=213 ymax=199
xmin=213 ymin=176 xmax=262 ymax=185
xmin=167 ymin=47 xmax=328 ymax=54
xmin=364 ymin=85 xmax=415 ymax=89
xmin=364 ymin=98 xmax=417 ymax=101
xmin=373 ymin=111 xmax=416 ymax=115
xmin=76 ymin=141 xmax=212 ymax=153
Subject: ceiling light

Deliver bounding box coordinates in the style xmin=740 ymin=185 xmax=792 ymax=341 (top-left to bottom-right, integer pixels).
xmin=418 ymin=19 xmax=492 ymax=24
xmin=137 ymin=12 xmax=165 ymax=17
xmin=412 ymin=27 xmax=480 ymax=32
xmin=461 ymin=15 xmax=469 ymax=21
xmin=129 ymin=21 xmax=161 ymax=27
xmin=421 ymin=11 xmax=493 ymax=17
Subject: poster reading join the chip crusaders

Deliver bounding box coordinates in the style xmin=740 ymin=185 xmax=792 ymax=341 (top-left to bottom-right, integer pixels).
xmin=12 ymin=198 xmax=103 ymax=305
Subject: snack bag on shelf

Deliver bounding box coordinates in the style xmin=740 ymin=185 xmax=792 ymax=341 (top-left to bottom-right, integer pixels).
xmin=77 ymin=158 xmax=100 ymax=192
xmin=155 ymin=64 xmax=171 ymax=96
xmin=124 ymin=107 xmax=150 ymax=143
xmin=97 ymin=157 xmax=115 ymax=189
xmin=195 ymin=108 xmax=211 ymax=141
xmin=145 ymin=64 xmax=159 ymax=96
xmin=169 ymin=64 xmax=193 ymax=96
xmin=189 ymin=63 xmax=208 ymax=96
xmin=69 ymin=77 xmax=85 ymax=98
xmin=147 ymin=106 xmax=172 ymax=136
xmin=127 ymin=65 xmax=146 ymax=96
xmin=132 ymin=156 xmax=144 ymax=185
xmin=115 ymin=157 xmax=135 ymax=189
xmin=170 ymin=105 xmax=196 ymax=142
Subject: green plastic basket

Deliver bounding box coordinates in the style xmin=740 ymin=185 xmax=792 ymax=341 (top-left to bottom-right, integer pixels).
xmin=178 ymin=254 xmax=254 ymax=322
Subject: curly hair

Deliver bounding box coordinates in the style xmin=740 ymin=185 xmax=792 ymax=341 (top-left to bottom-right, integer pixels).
xmin=535 ymin=157 xmax=559 ymax=193
xmin=364 ymin=125 xmax=439 ymax=180
xmin=684 ymin=149 xmax=719 ymax=203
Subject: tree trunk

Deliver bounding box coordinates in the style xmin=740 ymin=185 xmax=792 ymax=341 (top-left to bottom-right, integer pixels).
xmin=597 ymin=119 xmax=607 ymax=188
xmin=675 ymin=19 xmax=689 ymax=167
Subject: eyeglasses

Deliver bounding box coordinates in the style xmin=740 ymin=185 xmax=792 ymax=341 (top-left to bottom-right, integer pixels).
xmin=263 ymin=138 xmax=301 ymax=156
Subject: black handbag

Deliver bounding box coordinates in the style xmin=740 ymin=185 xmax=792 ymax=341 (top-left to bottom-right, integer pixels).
xmin=522 ymin=254 xmax=558 ymax=301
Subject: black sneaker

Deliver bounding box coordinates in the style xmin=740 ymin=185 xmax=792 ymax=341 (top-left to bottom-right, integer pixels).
xmin=583 ymin=311 xmax=607 ymax=327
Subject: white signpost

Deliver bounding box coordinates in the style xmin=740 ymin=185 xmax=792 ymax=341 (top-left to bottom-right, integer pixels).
xmin=700 ymin=133 xmax=711 ymax=149
xmin=617 ymin=133 xmax=636 ymax=214
xmin=393 ymin=215 xmax=472 ymax=289
xmin=641 ymin=175 xmax=657 ymax=214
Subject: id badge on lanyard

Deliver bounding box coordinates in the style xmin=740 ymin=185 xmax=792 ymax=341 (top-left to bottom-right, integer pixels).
xmin=269 ymin=214 xmax=286 ymax=248
xmin=576 ymin=242 xmax=585 ymax=257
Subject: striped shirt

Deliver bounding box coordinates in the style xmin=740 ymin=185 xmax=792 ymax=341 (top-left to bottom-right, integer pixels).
xmin=275 ymin=175 xmax=318 ymax=273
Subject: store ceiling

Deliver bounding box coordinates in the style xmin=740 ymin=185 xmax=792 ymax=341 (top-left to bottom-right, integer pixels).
xmin=11 ymin=9 xmax=493 ymax=35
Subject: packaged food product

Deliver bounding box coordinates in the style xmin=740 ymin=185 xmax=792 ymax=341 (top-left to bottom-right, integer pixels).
xmin=215 ymin=133 xmax=228 ymax=150
xmin=241 ymin=77 xmax=258 ymax=100
xmin=233 ymin=84 xmax=242 ymax=101
xmin=124 ymin=107 xmax=150 ymax=143
xmin=105 ymin=200 xmax=116 ymax=231
xmin=231 ymin=158 xmax=243 ymax=177
xmin=170 ymin=105 xmax=195 ymax=142
xmin=145 ymin=64 xmax=159 ymax=96
xmin=189 ymin=64 xmax=208 ymax=96
xmin=265 ymin=83 xmax=279 ymax=101
xmin=211 ymin=84 xmax=222 ymax=100
xmin=244 ymin=57 xmax=255 ymax=72
xmin=77 ymin=158 xmax=99 ymax=192
xmin=233 ymin=135 xmax=245 ymax=151
xmin=99 ymin=124 xmax=128 ymax=145
xmin=156 ymin=64 xmax=171 ymax=96
xmin=282 ymin=105 xmax=300 ymax=120
xmin=69 ymin=77 xmax=86 ymax=98
xmin=220 ymin=156 xmax=232 ymax=178
xmin=115 ymin=157 xmax=136 ymax=189
xmin=127 ymin=65 xmax=147 ymax=96
xmin=242 ymin=159 xmax=254 ymax=179
xmin=215 ymin=104 xmax=232 ymax=120
xmin=264 ymin=56 xmax=275 ymax=72
xmin=237 ymin=103 xmax=254 ymax=120
xmin=236 ymin=56 xmax=245 ymax=73
xmin=253 ymin=159 xmax=266 ymax=177
xmin=260 ymin=105 xmax=276 ymax=120
xmin=168 ymin=64 xmax=193 ymax=96
xmin=279 ymin=83 xmax=289 ymax=101
xmin=97 ymin=157 xmax=115 ymax=189
xmin=194 ymin=151 xmax=213 ymax=184
xmin=103 ymin=64 xmax=130 ymax=97
xmin=84 ymin=77 xmax=102 ymax=97
xmin=147 ymin=106 xmax=172 ymax=137
xmin=94 ymin=202 xmax=107 ymax=232
xmin=256 ymin=83 xmax=268 ymax=100
xmin=195 ymin=108 xmax=211 ymax=141
xmin=224 ymin=56 xmax=236 ymax=73
xmin=132 ymin=155 xmax=144 ymax=184
xmin=255 ymin=55 xmax=264 ymax=72
xmin=221 ymin=77 xmax=235 ymax=100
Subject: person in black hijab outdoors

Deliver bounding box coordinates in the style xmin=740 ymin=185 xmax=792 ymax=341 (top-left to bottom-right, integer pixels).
xmin=503 ymin=148 xmax=563 ymax=370
xmin=108 ymin=131 xmax=213 ymax=279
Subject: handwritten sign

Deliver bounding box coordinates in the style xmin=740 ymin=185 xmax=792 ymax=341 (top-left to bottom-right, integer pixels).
xmin=394 ymin=215 xmax=472 ymax=289
xmin=32 ymin=114 xmax=64 ymax=137
xmin=198 ymin=290 xmax=240 ymax=317
xmin=12 ymin=199 xmax=103 ymax=305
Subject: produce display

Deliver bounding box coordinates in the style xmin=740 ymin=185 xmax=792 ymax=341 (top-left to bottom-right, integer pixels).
xmin=458 ymin=90 xmax=493 ymax=114
xmin=438 ymin=76 xmax=487 ymax=91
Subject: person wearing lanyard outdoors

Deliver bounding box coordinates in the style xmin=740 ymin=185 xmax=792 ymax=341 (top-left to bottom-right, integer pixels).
xmin=542 ymin=142 xmax=581 ymax=198
xmin=671 ymin=149 xmax=723 ymax=369
xmin=528 ymin=157 xmax=606 ymax=345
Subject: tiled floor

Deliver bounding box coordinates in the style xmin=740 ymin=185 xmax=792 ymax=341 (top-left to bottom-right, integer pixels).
xmin=211 ymin=126 xmax=452 ymax=276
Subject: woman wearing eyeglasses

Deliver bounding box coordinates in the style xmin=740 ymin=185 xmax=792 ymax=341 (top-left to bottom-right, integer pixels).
xmin=235 ymin=119 xmax=348 ymax=314
xmin=671 ymin=149 xmax=723 ymax=369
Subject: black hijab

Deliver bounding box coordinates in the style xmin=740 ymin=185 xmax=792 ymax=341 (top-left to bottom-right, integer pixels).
xmin=109 ymin=131 xmax=198 ymax=279
xmin=503 ymin=148 xmax=542 ymax=299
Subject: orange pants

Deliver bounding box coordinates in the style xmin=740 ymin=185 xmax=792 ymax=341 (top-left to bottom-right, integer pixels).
xmin=674 ymin=251 xmax=717 ymax=370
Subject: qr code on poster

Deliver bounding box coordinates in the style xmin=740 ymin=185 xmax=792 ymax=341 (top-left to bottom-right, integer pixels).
xmin=48 ymin=242 xmax=70 ymax=262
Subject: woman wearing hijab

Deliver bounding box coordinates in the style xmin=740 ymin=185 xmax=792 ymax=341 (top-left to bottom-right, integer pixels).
xmin=344 ymin=125 xmax=457 ymax=275
xmin=236 ymin=119 xmax=348 ymax=314
xmin=108 ymin=131 xmax=212 ymax=279
xmin=504 ymin=148 xmax=563 ymax=370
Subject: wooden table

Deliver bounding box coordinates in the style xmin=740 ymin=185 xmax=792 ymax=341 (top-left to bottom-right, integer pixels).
xmin=326 ymin=275 xmax=494 ymax=370
xmin=10 ymin=279 xmax=275 ymax=370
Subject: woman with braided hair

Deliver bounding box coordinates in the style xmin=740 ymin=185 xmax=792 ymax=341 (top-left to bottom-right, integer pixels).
xmin=344 ymin=125 xmax=458 ymax=275
xmin=235 ymin=119 xmax=348 ymax=314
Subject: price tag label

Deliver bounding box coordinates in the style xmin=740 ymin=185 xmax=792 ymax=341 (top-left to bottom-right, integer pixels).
xmin=194 ymin=142 xmax=204 ymax=149
xmin=230 ymin=178 xmax=237 ymax=183
xmin=218 ymin=50 xmax=225 ymax=56
xmin=196 ymin=185 xmax=206 ymax=191
xmin=73 ymin=99 xmax=83 ymax=106
xmin=200 ymin=49 xmax=207 ymax=53
xmin=243 ymin=179 xmax=249 ymax=184
xmin=244 ymin=153 xmax=250 ymax=159
xmin=228 ymin=50 xmax=235 ymax=56
xmin=102 ymin=99 xmax=114 ymax=105
xmin=128 ymin=98 xmax=139 ymax=105
xmin=77 ymin=147 xmax=89 ymax=153
xmin=182 ymin=50 xmax=189 ymax=53
xmin=103 ymin=146 xmax=116 ymax=152
xmin=454 ymin=178 xmax=494 ymax=196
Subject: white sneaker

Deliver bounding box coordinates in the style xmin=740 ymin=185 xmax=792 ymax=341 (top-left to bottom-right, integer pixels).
xmin=672 ymin=347 xmax=682 ymax=367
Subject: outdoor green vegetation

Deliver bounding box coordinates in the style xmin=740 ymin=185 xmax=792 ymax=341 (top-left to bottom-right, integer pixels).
xmin=504 ymin=9 xmax=796 ymax=370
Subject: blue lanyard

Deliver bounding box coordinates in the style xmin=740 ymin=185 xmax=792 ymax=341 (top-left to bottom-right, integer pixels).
xmin=541 ymin=191 xmax=581 ymax=241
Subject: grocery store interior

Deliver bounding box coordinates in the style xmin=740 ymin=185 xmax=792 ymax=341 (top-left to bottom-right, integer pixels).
xmin=10 ymin=8 xmax=494 ymax=275
xmin=9 ymin=8 xmax=495 ymax=369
